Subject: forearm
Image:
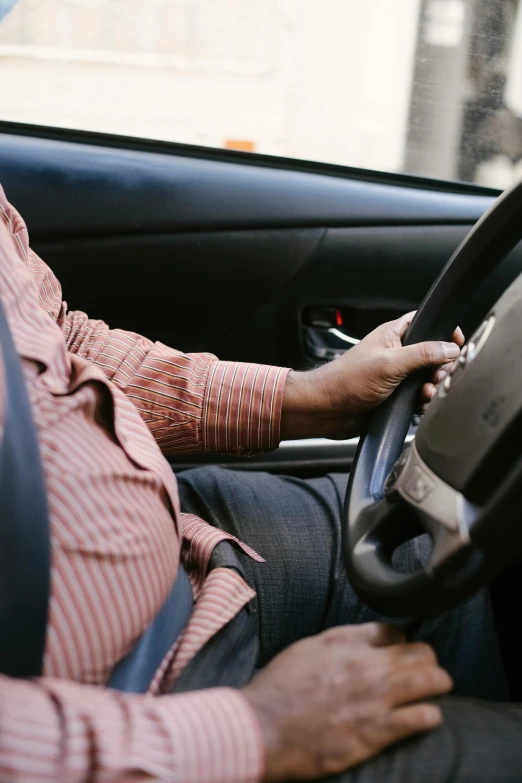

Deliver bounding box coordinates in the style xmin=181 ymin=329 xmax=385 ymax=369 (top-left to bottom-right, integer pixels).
xmin=280 ymin=368 xmax=358 ymax=441
xmin=61 ymin=309 xmax=290 ymax=455
xmin=0 ymin=676 xmax=263 ymax=783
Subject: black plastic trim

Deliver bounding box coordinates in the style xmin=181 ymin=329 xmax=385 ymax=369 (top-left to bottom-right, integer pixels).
xmin=0 ymin=133 xmax=495 ymax=242
xmin=0 ymin=119 xmax=500 ymax=198
xmin=169 ymin=438 xmax=360 ymax=476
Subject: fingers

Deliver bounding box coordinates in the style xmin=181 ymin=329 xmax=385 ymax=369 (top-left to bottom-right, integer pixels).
xmin=360 ymin=703 xmax=442 ymax=769
xmin=392 ymin=311 xmax=417 ymax=339
xmin=351 ymin=622 xmax=406 ymax=648
xmin=430 ymin=367 xmax=448 ymax=385
xmin=384 ymin=663 xmax=453 ymax=707
xmin=381 ymin=642 xmax=440 ymax=675
xmin=421 ymin=368 xmax=450 ymax=404
xmin=421 ymin=356 xmax=462 ymax=407
xmin=390 ymin=312 xmax=464 ymax=350
xmin=350 ymin=698 xmax=444 ymax=770
xmin=421 ymin=382 xmax=437 ymax=405
xmin=399 ymin=340 xmax=460 ymax=375
xmin=386 ymin=702 xmax=443 ymax=742
xmin=387 ymin=641 xmax=437 ymax=663
xmin=322 ymin=623 xmax=406 ymax=648
xmin=453 ymin=326 xmax=465 ymax=347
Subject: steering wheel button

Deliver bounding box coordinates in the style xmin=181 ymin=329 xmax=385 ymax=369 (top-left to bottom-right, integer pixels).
xmin=402 ymin=466 xmax=434 ymax=503
xmin=471 ymin=314 xmax=496 ymax=358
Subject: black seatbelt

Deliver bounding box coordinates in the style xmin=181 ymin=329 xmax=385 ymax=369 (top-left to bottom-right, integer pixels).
xmin=0 ymin=296 xmax=50 ymax=678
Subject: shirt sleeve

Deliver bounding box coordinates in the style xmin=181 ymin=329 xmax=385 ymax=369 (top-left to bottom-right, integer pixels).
xmin=0 ymin=676 xmax=264 ymax=783
xmin=0 ymin=186 xmax=289 ymax=455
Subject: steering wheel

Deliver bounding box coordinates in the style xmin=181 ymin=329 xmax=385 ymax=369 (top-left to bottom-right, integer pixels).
xmin=342 ymin=178 xmax=522 ymax=618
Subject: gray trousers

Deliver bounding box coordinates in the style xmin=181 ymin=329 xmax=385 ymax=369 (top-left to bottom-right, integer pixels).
xmin=176 ymin=466 xmax=519 ymax=782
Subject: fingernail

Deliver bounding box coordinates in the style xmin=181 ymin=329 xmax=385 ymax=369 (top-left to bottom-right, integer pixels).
xmin=443 ymin=343 xmax=460 ymax=360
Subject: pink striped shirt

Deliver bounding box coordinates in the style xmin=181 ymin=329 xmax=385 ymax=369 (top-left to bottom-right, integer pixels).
xmin=0 ymin=185 xmax=289 ymax=782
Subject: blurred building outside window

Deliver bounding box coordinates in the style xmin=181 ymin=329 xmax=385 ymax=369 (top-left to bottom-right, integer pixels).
xmin=0 ymin=0 xmax=521 ymax=189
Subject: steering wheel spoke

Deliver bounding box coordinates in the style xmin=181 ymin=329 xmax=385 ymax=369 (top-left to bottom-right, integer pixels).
xmin=385 ymin=439 xmax=477 ymax=546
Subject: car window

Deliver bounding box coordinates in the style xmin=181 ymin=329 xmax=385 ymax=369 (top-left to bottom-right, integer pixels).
xmin=0 ymin=0 xmax=519 ymax=189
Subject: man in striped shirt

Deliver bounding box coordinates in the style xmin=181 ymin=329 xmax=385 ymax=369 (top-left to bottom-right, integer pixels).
xmin=2 ymin=176 xmax=516 ymax=782
xmin=0 ymin=17 xmax=514 ymax=777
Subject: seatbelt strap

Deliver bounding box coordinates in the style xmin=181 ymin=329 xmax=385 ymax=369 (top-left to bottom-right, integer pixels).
xmin=0 ymin=296 xmax=50 ymax=678
xmin=107 ymin=563 xmax=193 ymax=693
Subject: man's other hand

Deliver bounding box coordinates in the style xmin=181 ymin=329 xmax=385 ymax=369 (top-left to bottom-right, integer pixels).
xmin=242 ymin=623 xmax=453 ymax=782
xmin=281 ymin=312 xmax=464 ymax=440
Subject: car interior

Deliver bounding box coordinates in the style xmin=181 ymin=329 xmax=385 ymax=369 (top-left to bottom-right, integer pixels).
xmin=0 ymin=121 xmax=515 ymax=477
xmin=2 ymin=118 xmax=522 ymax=698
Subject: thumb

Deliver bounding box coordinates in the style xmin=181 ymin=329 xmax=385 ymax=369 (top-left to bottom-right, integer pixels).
xmin=397 ymin=341 xmax=460 ymax=376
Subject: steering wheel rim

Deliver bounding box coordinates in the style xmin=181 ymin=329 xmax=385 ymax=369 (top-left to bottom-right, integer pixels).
xmin=342 ymin=177 xmax=522 ymax=618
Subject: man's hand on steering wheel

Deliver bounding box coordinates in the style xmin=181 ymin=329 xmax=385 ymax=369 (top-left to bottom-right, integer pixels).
xmin=281 ymin=312 xmax=464 ymax=441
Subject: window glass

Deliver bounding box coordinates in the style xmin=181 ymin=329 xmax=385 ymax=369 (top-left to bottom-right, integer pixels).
xmin=0 ymin=0 xmax=519 ymax=189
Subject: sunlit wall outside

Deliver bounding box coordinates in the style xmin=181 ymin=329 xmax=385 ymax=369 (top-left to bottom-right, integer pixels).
xmin=0 ymin=0 xmax=520 ymax=189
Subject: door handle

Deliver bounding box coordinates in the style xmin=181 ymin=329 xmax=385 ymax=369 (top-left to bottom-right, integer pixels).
xmin=302 ymin=304 xmax=404 ymax=361
xmin=327 ymin=328 xmax=360 ymax=346
xmin=303 ymin=325 xmax=359 ymax=361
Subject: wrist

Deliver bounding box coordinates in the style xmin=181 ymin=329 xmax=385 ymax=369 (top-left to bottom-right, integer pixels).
xmin=281 ymin=368 xmax=357 ymax=441
xmin=242 ymin=684 xmax=292 ymax=783
xmin=280 ymin=370 xmax=316 ymax=440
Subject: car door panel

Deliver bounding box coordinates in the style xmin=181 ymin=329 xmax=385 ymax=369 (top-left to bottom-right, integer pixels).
xmin=213 ymin=226 xmax=522 ymax=369
xmin=1 ymin=125 xmax=517 ymax=475
xmin=33 ymin=228 xmax=324 ymax=352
